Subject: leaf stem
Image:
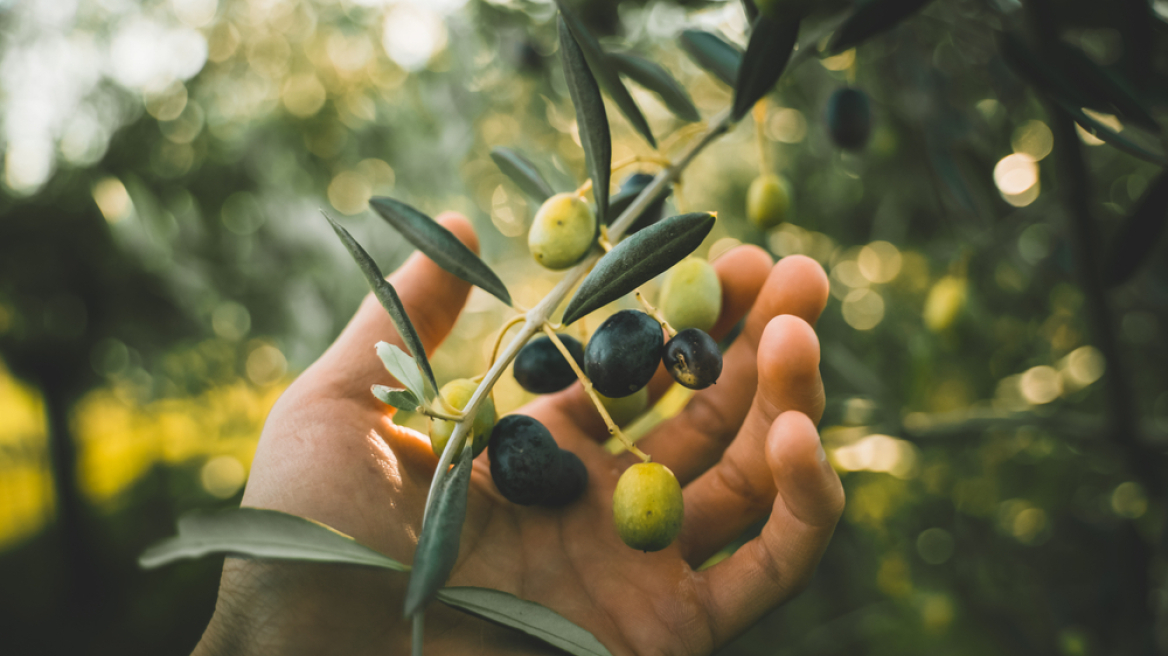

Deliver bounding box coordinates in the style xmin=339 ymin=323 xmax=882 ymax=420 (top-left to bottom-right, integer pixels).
xmin=541 ymin=323 xmax=650 ymax=462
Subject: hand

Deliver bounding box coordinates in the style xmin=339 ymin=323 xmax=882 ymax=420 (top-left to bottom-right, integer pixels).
xmin=194 ymin=213 xmax=845 ymax=656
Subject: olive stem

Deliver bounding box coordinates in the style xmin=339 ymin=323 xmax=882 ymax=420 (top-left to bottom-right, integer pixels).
xmin=420 ymin=406 xmax=463 ymax=422
xmin=541 ymin=323 xmax=650 ymax=462
xmin=753 ymin=100 xmax=769 ymax=176
xmin=489 ymin=315 xmax=528 ymax=370
xmin=420 ymin=109 xmax=732 ymax=522
xmin=634 ymin=291 xmax=677 ymax=338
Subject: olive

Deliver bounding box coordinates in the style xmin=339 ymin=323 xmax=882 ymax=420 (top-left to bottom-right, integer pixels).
xmin=663 ymin=328 xmax=722 ymax=390
xmin=528 ymin=192 xmax=597 ymax=270
xmin=923 ymin=275 xmax=967 ymax=332
xmin=429 ymin=379 xmax=495 ymax=459
xmin=605 ymin=172 xmax=670 ymax=234
xmin=584 ymin=310 xmax=663 ymax=398
xmin=658 ymin=257 xmax=722 ymax=333
xmin=826 ymin=87 xmax=872 ymax=151
xmin=513 ymin=335 xmax=584 ymax=394
xmin=598 ymin=386 xmax=649 ymax=426
xmin=612 ymin=462 xmax=684 ymax=552
xmin=544 ymin=450 xmax=588 ymax=507
xmin=488 ymin=414 xmax=559 ymax=506
xmin=746 ymin=174 xmax=790 ymax=230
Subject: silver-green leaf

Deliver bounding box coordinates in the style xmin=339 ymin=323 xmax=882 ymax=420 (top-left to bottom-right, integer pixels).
xmin=437 ymin=587 xmax=613 ymax=656
xmin=557 ymin=13 xmax=612 ymax=223
xmin=377 ymin=341 xmax=426 ymax=402
xmin=139 ymin=508 xmax=409 ymax=572
xmin=562 ymin=212 xmax=716 ymax=325
xmin=369 ymin=197 xmax=513 ymax=307
xmin=403 ymin=442 xmax=474 ymax=617
xmin=732 ymin=13 xmax=801 ymax=122
xmin=679 ymin=29 xmax=742 ymax=87
xmin=608 ymin=52 xmax=700 ymax=123
xmin=490 ymin=147 xmax=556 ymax=203
xmin=372 ymin=384 xmax=421 ymax=412
xmin=324 ymin=212 xmax=438 ymax=395
xmin=554 ymin=0 xmax=656 ymax=149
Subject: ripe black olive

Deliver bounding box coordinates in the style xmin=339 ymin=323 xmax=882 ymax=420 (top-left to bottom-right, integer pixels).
xmin=488 ymin=414 xmax=587 ymax=507
xmin=584 ymin=310 xmax=663 ymax=398
xmin=826 ymin=87 xmax=871 ymax=151
xmin=663 ymin=328 xmax=722 ymax=390
xmin=513 ymin=335 xmax=585 ymax=394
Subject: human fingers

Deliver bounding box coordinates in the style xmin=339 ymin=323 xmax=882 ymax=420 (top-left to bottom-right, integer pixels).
xmin=694 ymin=411 xmax=844 ymax=646
xmin=310 ymin=213 xmax=477 ymax=403
xmin=527 ymin=245 xmax=772 ymax=444
xmin=633 ymin=255 xmax=828 ymax=476
xmin=675 ymin=315 xmax=823 ymax=565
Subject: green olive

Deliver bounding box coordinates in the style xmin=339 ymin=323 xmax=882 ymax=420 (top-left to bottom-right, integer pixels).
xmin=658 ymin=257 xmax=722 ymax=334
xmin=528 ymin=193 xmax=597 ymax=270
xmin=612 ymin=462 xmax=683 ymax=552
xmin=430 ymin=378 xmax=496 ymax=459
xmin=746 ymin=174 xmax=790 ymax=230
xmin=598 ymin=386 xmax=649 ymax=426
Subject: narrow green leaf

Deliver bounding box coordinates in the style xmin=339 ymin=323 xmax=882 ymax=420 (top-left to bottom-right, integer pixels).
xmin=372 ymin=384 xmax=420 ymax=412
xmin=368 ymin=197 xmax=513 ymax=307
xmin=679 ymin=30 xmax=742 ymax=87
xmin=558 ymin=14 xmax=612 ymax=223
xmin=490 ymin=147 xmax=555 ymax=203
xmin=608 ymin=52 xmax=700 ymax=123
xmin=562 ymin=212 xmax=716 ymax=325
xmin=139 ymin=508 xmax=409 ymax=572
xmin=403 ymin=443 xmax=474 ymax=616
xmin=829 ymin=0 xmax=935 ymax=54
xmin=1000 ymin=35 xmax=1168 ymax=166
xmin=732 ymin=13 xmax=801 ymax=122
xmin=554 ymin=0 xmax=656 ymax=148
xmin=438 ymin=587 xmax=613 ymax=656
xmin=1052 ymin=44 xmax=1158 ymax=131
xmin=324 ymin=212 xmax=439 ymax=395
xmin=1105 ymin=170 xmax=1168 ymax=287
xmin=377 ymin=341 xmax=425 ymax=402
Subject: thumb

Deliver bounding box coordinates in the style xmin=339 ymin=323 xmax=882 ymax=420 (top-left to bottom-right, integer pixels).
xmin=313 ymin=212 xmax=478 ymax=400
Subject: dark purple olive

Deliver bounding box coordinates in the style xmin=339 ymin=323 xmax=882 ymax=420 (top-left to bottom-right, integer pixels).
xmin=663 ymin=328 xmax=722 ymax=390
xmin=513 ymin=335 xmax=585 ymax=395
xmin=826 ymin=87 xmax=871 ymax=151
xmin=584 ymin=310 xmax=663 ymax=398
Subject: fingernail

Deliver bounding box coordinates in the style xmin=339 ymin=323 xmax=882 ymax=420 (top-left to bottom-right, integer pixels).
xmin=816 ymin=442 xmax=827 ymax=463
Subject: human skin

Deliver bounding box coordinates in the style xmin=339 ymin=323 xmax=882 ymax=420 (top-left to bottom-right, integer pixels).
xmin=192 ymin=213 xmax=845 ymax=656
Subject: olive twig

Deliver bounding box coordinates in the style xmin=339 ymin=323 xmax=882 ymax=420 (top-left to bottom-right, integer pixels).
xmin=574 ymin=179 xmax=593 ymax=198
xmin=541 ymin=322 xmax=650 ymax=462
xmin=634 ymin=291 xmax=677 ymax=338
xmin=611 ymin=154 xmax=672 ymax=174
xmin=490 ymin=315 xmax=528 ymax=370
xmin=598 ymin=226 xmax=614 ymax=253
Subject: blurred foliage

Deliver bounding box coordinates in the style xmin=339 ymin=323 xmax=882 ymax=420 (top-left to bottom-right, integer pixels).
xmin=2 ymin=0 xmax=1168 ymax=654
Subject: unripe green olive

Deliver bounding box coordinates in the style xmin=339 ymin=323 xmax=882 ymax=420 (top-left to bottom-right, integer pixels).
xmin=658 ymin=257 xmax=722 ymax=334
xmin=430 ymin=378 xmax=496 ymax=459
xmin=612 ymin=462 xmax=683 ymax=552
xmin=746 ymin=174 xmax=790 ymax=230
xmin=528 ymin=192 xmax=597 ymax=270
xmin=598 ymin=386 xmax=649 ymax=426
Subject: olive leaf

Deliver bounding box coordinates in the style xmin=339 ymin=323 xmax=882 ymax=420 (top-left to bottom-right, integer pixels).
xmin=369 ymin=197 xmax=513 ymax=307
xmin=324 ymin=212 xmax=438 ymax=395
xmin=437 ymin=587 xmax=613 ymax=656
xmin=741 ymin=0 xmax=758 ymax=24
xmin=372 ymin=384 xmax=421 ymax=413
xmin=403 ymin=441 xmax=475 ymax=617
xmin=490 ymin=147 xmax=556 ymax=203
xmin=554 ymin=0 xmax=657 ymax=148
xmin=1051 ymin=44 xmax=1158 ymax=131
xmin=829 ymin=0 xmax=935 ymax=54
xmin=608 ymin=52 xmax=700 ymax=123
xmin=1105 ymin=169 xmax=1168 ymax=287
xmin=377 ymin=341 xmax=426 ymax=402
xmin=558 ymin=14 xmax=612 ymax=224
xmin=139 ymin=508 xmax=409 ymax=572
xmin=561 ymin=212 xmax=716 ymax=325
xmin=1000 ymin=34 xmax=1168 ymax=166
xmin=732 ymin=13 xmax=802 ymax=122
xmin=679 ymin=29 xmax=742 ymax=87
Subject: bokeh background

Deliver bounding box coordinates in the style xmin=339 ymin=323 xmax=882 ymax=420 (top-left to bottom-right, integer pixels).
xmin=2 ymin=0 xmax=1167 ymax=653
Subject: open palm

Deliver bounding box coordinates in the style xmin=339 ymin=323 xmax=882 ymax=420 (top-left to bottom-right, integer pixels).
xmin=195 ymin=214 xmax=844 ymax=656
